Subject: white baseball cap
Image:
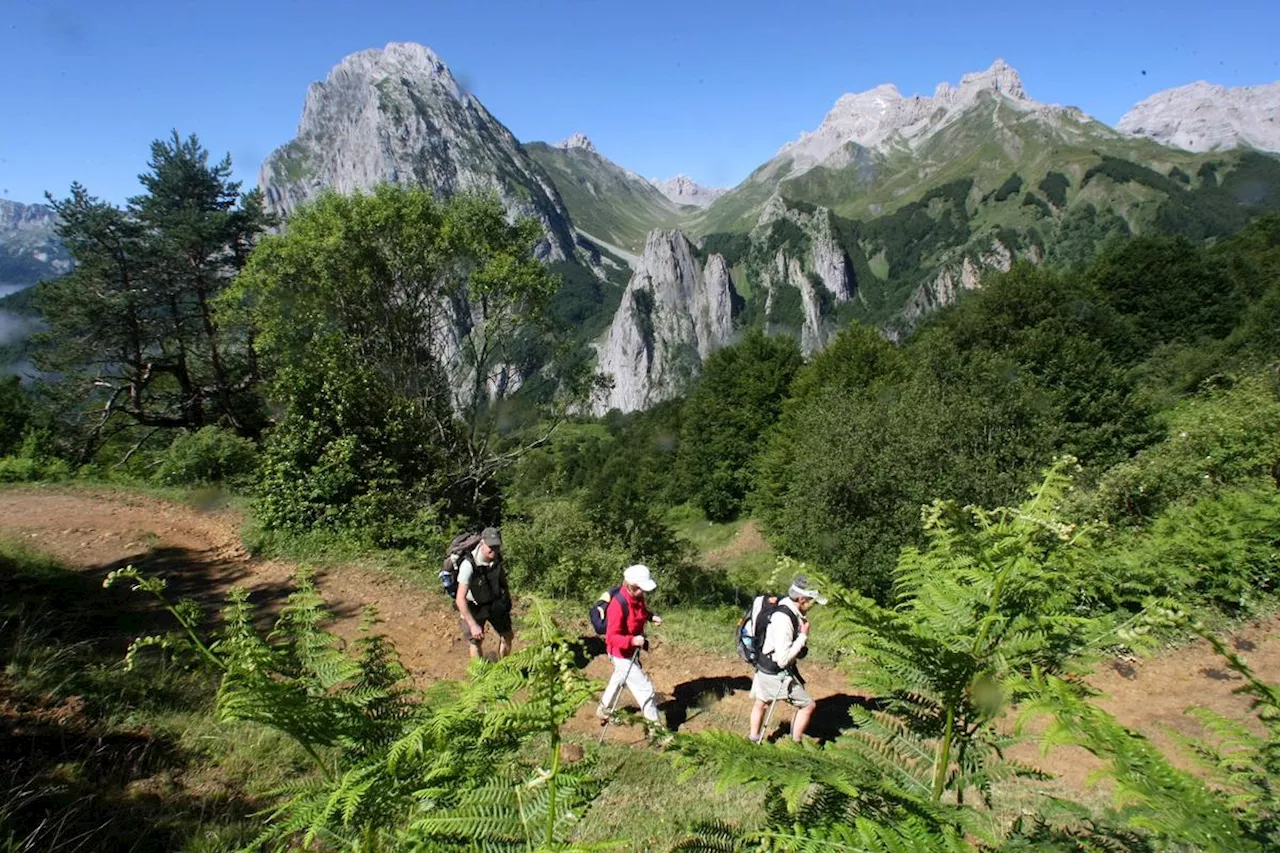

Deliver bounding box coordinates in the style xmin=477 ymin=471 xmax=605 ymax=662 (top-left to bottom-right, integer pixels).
xmin=623 ymin=564 xmax=657 ymax=592
xmin=788 ymin=575 xmax=828 ymax=605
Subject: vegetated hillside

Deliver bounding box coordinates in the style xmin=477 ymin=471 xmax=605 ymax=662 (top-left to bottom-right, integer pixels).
xmin=525 ymin=141 xmax=696 ymax=253
xmin=701 ymin=146 xmax=1280 ymax=333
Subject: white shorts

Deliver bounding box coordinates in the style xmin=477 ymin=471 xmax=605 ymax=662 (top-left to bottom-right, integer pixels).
xmin=750 ymin=670 xmax=813 ymax=708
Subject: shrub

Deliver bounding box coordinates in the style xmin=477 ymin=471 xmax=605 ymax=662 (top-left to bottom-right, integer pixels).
xmin=503 ymin=499 xmax=633 ymax=601
xmin=0 ymin=429 xmax=72 ymax=483
xmin=154 ymin=426 xmax=258 ymax=487
xmin=1087 ymin=374 xmax=1280 ymax=523
xmin=504 ymin=498 xmax=724 ymax=606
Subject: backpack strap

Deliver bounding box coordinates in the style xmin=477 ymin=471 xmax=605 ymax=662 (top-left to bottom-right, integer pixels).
xmin=608 ymin=587 xmax=630 ymax=632
xmin=755 ymin=600 xmax=800 ymax=675
xmin=458 ymin=551 xmax=504 ymax=607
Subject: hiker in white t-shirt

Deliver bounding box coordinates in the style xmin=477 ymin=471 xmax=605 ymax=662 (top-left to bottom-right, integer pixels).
xmin=748 ymin=575 xmax=826 ymax=744
xmin=455 ymin=527 xmax=514 ymax=660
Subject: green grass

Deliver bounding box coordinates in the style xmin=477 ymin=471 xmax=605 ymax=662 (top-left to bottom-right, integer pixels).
xmin=665 ymin=503 xmax=746 ymax=552
xmin=572 ymin=742 xmax=764 ymax=850
xmin=0 ymin=536 xmax=318 ymax=852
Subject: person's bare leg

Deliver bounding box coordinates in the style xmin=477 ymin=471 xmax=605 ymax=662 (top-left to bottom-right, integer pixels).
xmin=498 ymin=631 xmax=514 ymax=659
xmin=749 ymin=699 xmax=767 ymax=741
xmin=469 ymin=639 xmax=483 ymax=660
xmin=792 ymin=703 xmax=816 ymax=742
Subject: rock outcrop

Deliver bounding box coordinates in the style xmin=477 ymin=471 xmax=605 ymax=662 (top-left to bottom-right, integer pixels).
xmin=554 ymin=132 xmax=599 ymax=155
xmin=750 ymin=196 xmax=856 ymax=353
xmin=259 ymin=42 xmax=578 ymax=260
xmin=593 ymin=230 xmax=739 ymax=413
xmin=904 ymin=238 xmax=1015 ymax=323
xmin=1118 ymin=80 xmax=1280 ymax=153
xmin=648 ymin=175 xmax=727 ymax=208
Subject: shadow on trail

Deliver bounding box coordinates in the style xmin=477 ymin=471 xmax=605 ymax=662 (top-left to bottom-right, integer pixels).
xmin=91 ymin=546 xmax=325 ymax=634
xmin=662 ymin=675 xmax=753 ymax=731
xmin=567 ymin=635 xmax=607 ymax=669
xmin=805 ymin=693 xmax=881 ymax=742
xmin=0 ymin=549 xmax=265 ymax=852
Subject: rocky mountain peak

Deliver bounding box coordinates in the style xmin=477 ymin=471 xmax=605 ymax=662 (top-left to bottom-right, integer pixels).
xmin=554 ymin=132 xmax=598 ymax=154
xmin=260 ymin=42 xmax=577 ymax=261
xmin=1117 ymin=79 xmax=1280 ymax=153
xmin=957 ymin=58 xmax=1026 ymax=100
xmin=776 ymin=59 xmax=1050 ymax=176
xmin=648 ymin=174 xmax=727 ymax=208
xmin=592 ymin=229 xmax=739 ymax=413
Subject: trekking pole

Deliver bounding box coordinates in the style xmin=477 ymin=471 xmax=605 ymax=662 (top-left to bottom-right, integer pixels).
xmin=757 ymin=670 xmax=790 ymax=744
xmin=759 ymin=696 xmax=779 ymax=744
xmin=598 ymin=648 xmax=641 ymax=745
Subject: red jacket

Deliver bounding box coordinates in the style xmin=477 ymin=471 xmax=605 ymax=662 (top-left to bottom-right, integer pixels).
xmin=605 ymin=585 xmax=652 ymax=659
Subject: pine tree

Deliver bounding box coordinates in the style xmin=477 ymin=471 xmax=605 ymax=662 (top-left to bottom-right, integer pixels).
xmin=38 ymin=133 xmax=272 ymax=459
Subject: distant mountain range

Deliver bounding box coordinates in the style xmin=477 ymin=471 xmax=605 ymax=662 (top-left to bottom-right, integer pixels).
xmin=1118 ymin=80 xmax=1280 ymax=153
xmin=0 ymin=200 xmax=69 ymax=291
xmin=7 ymin=44 xmax=1278 ymax=406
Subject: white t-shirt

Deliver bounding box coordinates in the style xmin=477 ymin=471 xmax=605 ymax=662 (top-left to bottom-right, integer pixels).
xmin=760 ymin=598 xmax=807 ymax=670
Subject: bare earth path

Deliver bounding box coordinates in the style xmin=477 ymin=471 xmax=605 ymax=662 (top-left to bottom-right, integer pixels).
xmin=3 ymin=485 xmax=1279 ymax=778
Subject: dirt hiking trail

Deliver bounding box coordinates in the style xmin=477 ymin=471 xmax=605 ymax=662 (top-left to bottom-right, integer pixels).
xmin=3 ymin=486 xmax=1279 ymax=783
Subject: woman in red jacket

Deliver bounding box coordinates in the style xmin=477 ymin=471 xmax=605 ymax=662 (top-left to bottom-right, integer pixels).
xmin=596 ymin=564 xmax=664 ymax=729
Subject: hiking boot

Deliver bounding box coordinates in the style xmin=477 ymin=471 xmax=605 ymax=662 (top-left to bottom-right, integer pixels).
xmin=648 ymin=728 xmax=674 ymax=747
xmin=594 ymin=705 xmax=612 ymax=722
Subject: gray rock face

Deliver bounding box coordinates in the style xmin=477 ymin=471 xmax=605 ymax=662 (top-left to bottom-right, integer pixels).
xmin=648 ymin=174 xmax=727 ymax=208
xmin=259 ymin=42 xmax=577 ymax=260
xmin=0 ymin=200 xmax=71 ymax=288
xmin=554 ymin=132 xmax=598 ymax=155
xmin=904 ymin=238 xmax=1015 ymax=323
xmin=750 ymin=196 xmax=856 ymax=353
xmin=1118 ymin=80 xmax=1280 ymax=153
xmin=593 ymin=230 xmax=740 ymax=413
xmin=774 ymin=59 xmax=1096 ymax=178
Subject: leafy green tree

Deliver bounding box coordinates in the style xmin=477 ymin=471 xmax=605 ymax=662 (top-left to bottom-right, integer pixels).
xmin=754 ymin=335 xmax=1054 ymax=598
xmin=0 ymin=376 xmax=28 ymax=455
xmin=922 ymin=262 xmax=1153 ymax=468
xmin=674 ymin=329 xmax=803 ymax=521
xmin=1090 ymin=235 xmax=1240 ymax=351
xmin=37 ymin=133 xmax=272 ymax=460
xmin=229 ymin=186 xmax=578 ymax=537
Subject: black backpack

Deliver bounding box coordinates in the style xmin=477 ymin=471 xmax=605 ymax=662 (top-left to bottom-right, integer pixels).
xmin=736 ymin=594 xmax=801 ymax=673
xmin=589 ymin=586 xmax=629 ymax=635
xmin=439 ymin=532 xmax=504 ymax=605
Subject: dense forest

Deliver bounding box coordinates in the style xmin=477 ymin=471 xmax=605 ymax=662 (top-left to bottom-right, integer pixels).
xmin=2 ymin=134 xmax=1280 ymax=851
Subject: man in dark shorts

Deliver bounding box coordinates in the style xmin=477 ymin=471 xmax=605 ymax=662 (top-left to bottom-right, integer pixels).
xmin=454 ymin=526 xmax=514 ymax=660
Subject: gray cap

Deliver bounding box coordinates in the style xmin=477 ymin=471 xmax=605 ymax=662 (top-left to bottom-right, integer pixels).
xmin=481 ymin=526 xmax=503 ymax=550
xmin=788 ymin=574 xmax=828 ymax=605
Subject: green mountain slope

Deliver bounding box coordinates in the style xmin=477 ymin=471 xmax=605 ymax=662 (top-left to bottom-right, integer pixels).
xmin=525 ymin=142 xmax=696 ymax=253
xmin=686 ymin=93 xmax=1280 ymax=332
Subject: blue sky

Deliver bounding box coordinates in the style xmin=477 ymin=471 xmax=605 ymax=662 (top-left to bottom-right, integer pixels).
xmin=2 ymin=0 xmax=1277 ymax=205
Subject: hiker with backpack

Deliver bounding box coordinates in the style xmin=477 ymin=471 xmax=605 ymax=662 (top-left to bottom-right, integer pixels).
xmin=746 ymin=575 xmax=827 ymax=744
xmin=445 ymin=527 xmax=514 ymax=661
xmin=594 ymin=564 xmax=666 ymax=736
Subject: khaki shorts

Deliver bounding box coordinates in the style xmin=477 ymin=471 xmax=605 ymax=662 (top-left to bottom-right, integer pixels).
xmin=459 ymin=600 xmax=513 ymax=643
xmin=750 ymin=670 xmax=813 ymax=708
